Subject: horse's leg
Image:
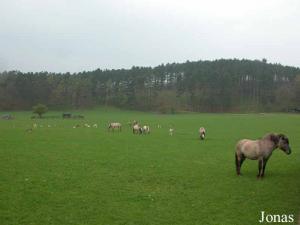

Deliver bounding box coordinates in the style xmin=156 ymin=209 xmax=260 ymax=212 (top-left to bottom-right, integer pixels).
xmin=239 ymin=155 xmax=245 ymax=174
xmin=235 ymin=153 xmax=240 ymax=175
xmin=235 ymin=153 xmax=245 ymax=175
xmin=261 ymin=158 xmax=269 ymax=178
xmin=257 ymin=159 xmax=264 ymax=178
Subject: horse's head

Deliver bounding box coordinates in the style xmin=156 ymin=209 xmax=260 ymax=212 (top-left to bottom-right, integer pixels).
xmin=277 ymin=134 xmax=291 ymax=155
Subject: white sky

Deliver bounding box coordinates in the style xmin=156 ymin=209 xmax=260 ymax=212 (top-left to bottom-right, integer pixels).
xmin=0 ymin=0 xmax=300 ymax=72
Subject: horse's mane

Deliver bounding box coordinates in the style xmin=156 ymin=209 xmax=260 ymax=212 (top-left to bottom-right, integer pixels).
xmin=262 ymin=133 xmax=285 ymax=145
xmin=262 ymin=133 xmax=276 ymax=140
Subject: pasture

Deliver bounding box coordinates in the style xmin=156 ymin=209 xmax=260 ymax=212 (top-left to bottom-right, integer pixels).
xmin=0 ymin=108 xmax=299 ymax=225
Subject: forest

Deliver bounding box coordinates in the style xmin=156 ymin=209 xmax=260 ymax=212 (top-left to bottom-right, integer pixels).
xmin=0 ymin=59 xmax=299 ymax=112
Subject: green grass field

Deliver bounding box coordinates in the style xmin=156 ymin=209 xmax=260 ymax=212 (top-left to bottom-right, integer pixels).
xmin=1 ymin=108 xmax=299 ymax=225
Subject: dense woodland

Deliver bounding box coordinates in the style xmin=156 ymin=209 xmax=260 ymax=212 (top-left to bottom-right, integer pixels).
xmin=0 ymin=59 xmax=300 ymax=112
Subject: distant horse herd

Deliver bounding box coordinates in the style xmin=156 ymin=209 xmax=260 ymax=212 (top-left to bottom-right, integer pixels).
xmin=108 ymin=121 xmax=205 ymax=139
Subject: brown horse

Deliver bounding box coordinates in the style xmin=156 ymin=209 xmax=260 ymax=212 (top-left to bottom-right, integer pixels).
xmin=235 ymin=133 xmax=291 ymax=178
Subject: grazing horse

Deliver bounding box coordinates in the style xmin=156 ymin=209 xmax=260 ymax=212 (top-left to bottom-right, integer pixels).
xmin=169 ymin=128 xmax=174 ymax=136
xmin=142 ymin=125 xmax=150 ymax=134
xmin=235 ymin=133 xmax=291 ymax=178
xmin=133 ymin=124 xmax=142 ymax=134
xmin=108 ymin=122 xmax=122 ymax=132
xmin=199 ymin=127 xmax=206 ymax=140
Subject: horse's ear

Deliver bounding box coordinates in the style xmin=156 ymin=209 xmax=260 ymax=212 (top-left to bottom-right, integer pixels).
xmin=270 ymin=134 xmax=279 ymax=144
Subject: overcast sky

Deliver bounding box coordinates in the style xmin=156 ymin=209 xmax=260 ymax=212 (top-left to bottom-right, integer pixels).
xmin=1 ymin=0 xmax=300 ymax=72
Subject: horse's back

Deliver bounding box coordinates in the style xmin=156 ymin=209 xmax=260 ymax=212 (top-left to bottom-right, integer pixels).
xmin=236 ymin=139 xmax=260 ymax=160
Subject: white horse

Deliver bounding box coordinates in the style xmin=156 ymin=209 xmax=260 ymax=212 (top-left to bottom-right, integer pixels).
xmin=199 ymin=127 xmax=206 ymax=140
xmin=142 ymin=125 xmax=150 ymax=134
xmin=108 ymin=122 xmax=122 ymax=132
xmin=133 ymin=124 xmax=142 ymax=134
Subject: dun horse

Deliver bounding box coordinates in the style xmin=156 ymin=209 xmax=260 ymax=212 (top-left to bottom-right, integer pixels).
xmin=235 ymin=133 xmax=291 ymax=178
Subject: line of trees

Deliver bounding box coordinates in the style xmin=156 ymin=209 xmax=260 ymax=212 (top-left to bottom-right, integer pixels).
xmin=0 ymin=59 xmax=299 ymax=112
